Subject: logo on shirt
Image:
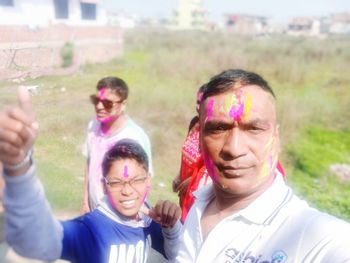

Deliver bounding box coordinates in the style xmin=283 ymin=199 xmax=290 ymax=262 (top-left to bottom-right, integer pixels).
xmin=108 ymin=240 xmax=148 ymax=263
xmin=225 ymin=248 xmax=287 ymax=263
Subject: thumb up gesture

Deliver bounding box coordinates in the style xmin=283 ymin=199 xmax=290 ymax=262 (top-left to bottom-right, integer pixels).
xmin=0 ymin=87 xmax=39 ymax=175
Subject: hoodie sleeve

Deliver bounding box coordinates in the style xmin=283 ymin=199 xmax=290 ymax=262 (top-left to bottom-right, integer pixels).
xmin=2 ymin=164 xmax=63 ymax=261
xmin=161 ymin=220 xmax=182 ymax=260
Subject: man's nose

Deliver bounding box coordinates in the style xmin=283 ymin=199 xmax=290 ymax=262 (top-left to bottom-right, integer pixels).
xmin=220 ymin=127 xmax=247 ymax=160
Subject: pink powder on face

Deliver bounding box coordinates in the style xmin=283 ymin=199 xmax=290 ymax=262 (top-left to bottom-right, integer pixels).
xmin=97 ymin=115 xmax=114 ymax=124
xmin=123 ymin=165 xmax=128 ymax=179
xmin=98 ymin=87 xmax=107 ymax=99
xmin=229 ymin=102 xmax=244 ymax=122
xmin=107 ymin=192 xmax=118 ymax=210
xmin=205 ymin=98 xmax=214 ymax=122
xmin=204 ymin=156 xmax=217 ymax=182
xmin=141 ymin=185 xmax=150 ymax=204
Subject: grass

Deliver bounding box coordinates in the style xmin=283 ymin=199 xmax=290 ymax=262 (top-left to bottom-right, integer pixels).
xmin=0 ymin=30 xmax=349 ymax=221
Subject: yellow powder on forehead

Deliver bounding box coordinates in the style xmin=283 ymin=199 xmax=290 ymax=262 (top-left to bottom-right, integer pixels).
xmin=242 ymin=93 xmax=252 ymax=121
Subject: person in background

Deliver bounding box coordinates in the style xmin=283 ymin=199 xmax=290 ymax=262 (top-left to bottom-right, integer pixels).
xmin=0 ymin=88 xmax=181 ymax=262
xmin=175 ymin=69 xmax=350 ymax=262
xmin=82 ymin=76 xmax=153 ymax=213
xmin=172 ymin=85 xmax=211 ymax=222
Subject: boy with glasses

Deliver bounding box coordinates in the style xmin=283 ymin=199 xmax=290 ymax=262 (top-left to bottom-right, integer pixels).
xmin=82 ymin=76 xmax=153 ymax=214
xmin=0 ymin=88 xmax=181 ymax=262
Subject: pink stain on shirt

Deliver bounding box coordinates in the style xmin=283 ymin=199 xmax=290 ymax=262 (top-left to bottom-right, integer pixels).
xmin=123 ymin=165 xmax=128 ymax=179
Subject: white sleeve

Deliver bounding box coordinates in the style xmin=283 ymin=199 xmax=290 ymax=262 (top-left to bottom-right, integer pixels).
xmin=3 ymin=164 xmax=63 ymax=261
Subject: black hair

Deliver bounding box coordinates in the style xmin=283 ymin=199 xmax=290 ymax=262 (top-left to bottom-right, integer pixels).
xmin=201 ymin=69 xmax=275 ymax=102
xmin=102 ymin=139 xmax=149 ymax=177
xmin=96 ymin=76 xmax=129 ymax=101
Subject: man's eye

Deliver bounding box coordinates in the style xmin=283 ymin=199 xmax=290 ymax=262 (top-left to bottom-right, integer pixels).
xmin=247 ymin=126 xmax=264 ymax=133
xmin=207 ymin=125 xmax=227 ymax=134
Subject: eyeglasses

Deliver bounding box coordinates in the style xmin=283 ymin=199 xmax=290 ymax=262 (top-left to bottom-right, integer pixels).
xmin=90 ymin=94 xmax=123 ymax=110
xmin=103 ymin=176 xmax=148 ymax=192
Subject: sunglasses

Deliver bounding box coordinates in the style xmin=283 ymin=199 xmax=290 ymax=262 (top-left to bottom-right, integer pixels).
xmin=90 ymin=94 xmax=123 ymax=110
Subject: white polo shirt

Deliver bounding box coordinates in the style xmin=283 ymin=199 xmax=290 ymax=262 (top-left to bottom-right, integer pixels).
xmin=175 ymin=173 xmax=350 ymax=263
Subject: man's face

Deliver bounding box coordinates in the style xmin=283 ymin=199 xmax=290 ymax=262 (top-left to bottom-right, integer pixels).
xmin=104 ymin=159 xmax=151 ymax=218
xmin=93 ymin=88 xmax=125 ymax=124
xmin=200 ymin=85 xmax=280 ymax=198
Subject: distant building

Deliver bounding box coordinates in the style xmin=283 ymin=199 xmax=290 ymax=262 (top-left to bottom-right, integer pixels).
xmin=225 ymin=14 xmax=269 ymax=35
xmin=173 ymin=0 xmax=211 ymax=31
xmin=329 ymin=12 xmax=350 ymax=35
xmin=287 ymin=16 xmax=330 ymax=37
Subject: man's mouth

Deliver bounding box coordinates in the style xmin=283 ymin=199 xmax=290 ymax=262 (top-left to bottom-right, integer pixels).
xmin=218 ymin=165 xmax=252 ymax=177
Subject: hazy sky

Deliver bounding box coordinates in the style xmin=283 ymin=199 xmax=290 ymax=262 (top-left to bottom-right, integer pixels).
xmin=102 ymin=0 xmax=350 ymax=24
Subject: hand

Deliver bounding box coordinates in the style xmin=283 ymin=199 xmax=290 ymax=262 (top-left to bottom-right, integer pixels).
xmin=0 ymin=87 xmax=38 ymax=175
xmin=140 ymin=200 xmax=181 ymax=228
xmin=172 ymin=175 xmax=180 ymax=192
xmin=176 ymin=176 xmax=191 ymax=198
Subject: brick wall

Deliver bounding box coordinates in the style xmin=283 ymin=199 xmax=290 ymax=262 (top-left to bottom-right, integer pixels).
xmin=0 ymin=24 xmax=123 ymax=80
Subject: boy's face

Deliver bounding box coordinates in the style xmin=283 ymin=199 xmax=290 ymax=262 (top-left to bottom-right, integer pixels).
xmin=104 ymin=158 xmax=150 ymax=219
xmin=93 ymin=88 xmax=125 ymax=124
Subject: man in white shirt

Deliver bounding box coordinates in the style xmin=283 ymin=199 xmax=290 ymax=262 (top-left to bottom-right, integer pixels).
xmin=175 ymin=69 xmax=350 ymax=263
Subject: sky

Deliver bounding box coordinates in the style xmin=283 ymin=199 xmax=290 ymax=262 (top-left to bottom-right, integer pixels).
xmin=102 ymin=0 xmax=350 ymax=24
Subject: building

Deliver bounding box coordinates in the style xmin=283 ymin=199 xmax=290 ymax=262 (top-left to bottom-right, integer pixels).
xmin=287 ymin=16 xmax=329 ymax=37
xmin=173 ymin=0 xmax=211 ymax=31
xmin=225 ymin=14 xmax=269 ymax=36
xmin=329 ymin=12 xmax=350 ymax=35
xmin=0 ymin=0 xmax=109 ymax=27
xmin=0 ymin=0 xmax=123 ymax=80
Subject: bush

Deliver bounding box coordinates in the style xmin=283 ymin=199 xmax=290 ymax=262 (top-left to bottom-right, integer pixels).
xmin=60 ymin=42 xmax=74 ymax=68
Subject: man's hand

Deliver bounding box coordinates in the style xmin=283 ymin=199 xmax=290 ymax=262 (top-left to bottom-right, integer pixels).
xmin=140 ymin=200 xmax=181 ymax=228
xmin=0 ymin=87 xmax=38 ymax=175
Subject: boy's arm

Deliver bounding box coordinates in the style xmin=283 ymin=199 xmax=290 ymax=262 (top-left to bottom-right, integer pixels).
xmin=3 ymin=164 xmax=64 ymax=261
xmin=161 ymin=220 xmax=182 ymax=260
xmin=141 ymin=200 xmax=182 ymax=260
xmin=0 ymin=87 xmax=63 ymax=261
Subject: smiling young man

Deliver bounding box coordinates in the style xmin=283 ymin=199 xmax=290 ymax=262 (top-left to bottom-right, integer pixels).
xmin=175 ymin=69 xmax=350 ymax=263
xmin=0 ymin=87 xmax=181 ymax=262
xmin=82 ymin=76 xmax=153 ymax=213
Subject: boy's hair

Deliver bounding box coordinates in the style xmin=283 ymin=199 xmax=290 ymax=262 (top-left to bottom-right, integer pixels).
xmin=201 ymin=69 xmax=275 ymax=103
xmin=96 ymin=76 xmax=129 ymax=101
xmin=102 ymin=139 xmax=149 ymax=177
